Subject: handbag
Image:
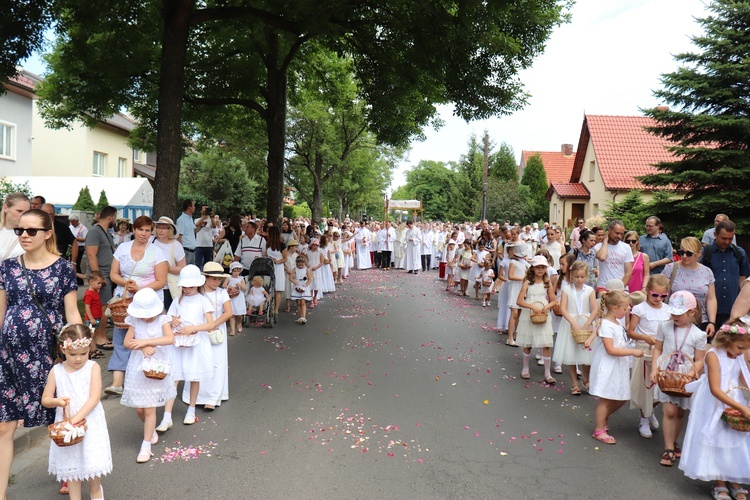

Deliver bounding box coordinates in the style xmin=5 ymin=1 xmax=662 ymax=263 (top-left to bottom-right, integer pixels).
xmin=21 ymin=256 xmax=60 ymax=360
xmin=213 ymin=240 xmax=233 ymax=266
xmin=208 ymin=329 xmax=225 ymax=345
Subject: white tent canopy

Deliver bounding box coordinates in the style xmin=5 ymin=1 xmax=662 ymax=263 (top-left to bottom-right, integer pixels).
xmin=7 ymin=176 xmax=154 ymax=220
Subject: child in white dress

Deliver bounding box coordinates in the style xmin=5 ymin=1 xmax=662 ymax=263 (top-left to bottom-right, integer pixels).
xmin=679 ymin=323 xmax=750 ymax=499
xmin=121 ymin=288 xmax=176 ymax=463
xmin=586 ymin=290 xmax=644 ymax=445
xmin=318 ymin=235 xmax=336 ymax=294
xmin=227 ymin=262 xmax=247 ymax=336
xmin=284 ymin=240 xmax=300 ymax=312
xmin=306 ymin=239 xmax=326 ymax=307
xmin=182 ymin=262 xmax=232 ymax=410
xmin=516 ymin=255 xmax=558 ymax=383
xmin=553 ymin=261 xmax=597 ymax=395
xmin=43 ymin=325 xmax=112 ymax=500
xmin=496 ymin=243 xmax=512 ymax=334
xmin=478 ymin=258 xmax=495 ymax=307
xmin=157 ymin=265 xmax=215 ymax=430
xmin=246 ymin=275 xmax=269 ymax=315
xmin=506 ymin=242 xmax=530 ymax=346
xmin=628 ymin=274 xmax=672 ymax=439
xmin=649 ymin=291 xmax=706 ymax=467
xmin=445 ymin=239 xmax=457 ymax=291
xmin=290 ymin=255 xmax=314 ymax=324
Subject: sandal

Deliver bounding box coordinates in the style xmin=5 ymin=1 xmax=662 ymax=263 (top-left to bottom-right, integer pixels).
xmin=59 ymin=482 xmax=69 ymax=495
xmin=204 ymin=404 xmax=215 ymax=411
xmin=729 ymin=484 xmax=748 ymax=500
xmin=659 ymin=449 xmax=675 ymax=467
xmin=89 ymin=350 xmax=105 ymax=359
xmin=520 ymin=371 xmax=530 ymax=379
xmin=505 ymin=339 xmax=519 ymax=347
xmin=674 ymin=443 xmax=682 ymax=458
xmin=543 ymin=376 xmax=557 ymax=385
xmin=592 ymin=429 xmax=616 ymax=444
xmin=570 ymin=386 xmax=581 ymax=395
xmin=96 ymin=341 xmax=114 ymax=350
xmin=712 ymin=486 xmax=731 ymax=500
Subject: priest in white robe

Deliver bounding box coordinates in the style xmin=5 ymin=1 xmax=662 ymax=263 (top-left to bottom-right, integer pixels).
xmin=405 ymin=220 xmax=422 ymax=274
xmin=355 ymin=224 xmax=372 ymax=270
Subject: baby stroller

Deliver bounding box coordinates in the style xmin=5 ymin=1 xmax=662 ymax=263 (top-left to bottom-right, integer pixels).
xmin=243 ymin=257 xmax=277 ymax=328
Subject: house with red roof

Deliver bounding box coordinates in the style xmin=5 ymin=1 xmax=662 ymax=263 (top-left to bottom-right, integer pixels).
xmin=1 ymin=71 xmax=41 ymax=176
xmin=518 ymin=144 xmax=576 ymax=187
xmin=546 ymin=114 xmax=681 ymax=227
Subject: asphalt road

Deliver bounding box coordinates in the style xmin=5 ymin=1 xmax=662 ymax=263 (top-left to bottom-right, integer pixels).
xmin=9 ymin=269 xmax=711 ymax=499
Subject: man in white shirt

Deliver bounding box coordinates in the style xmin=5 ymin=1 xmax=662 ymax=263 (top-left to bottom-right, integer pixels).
xmin=194 ymin=206 xmax=215 ymax=270
xmin=69 ymin=213 xmax=88 ymax=284
xmin=234 ymin=221 xmax=267 ymax=274
xmin=382 ymin=221 xmax=396 ymax=270
xmin=354 ymin=222 xmax=372 ymax=270
xmin=405 ymin=220 xmax=422 ymax=274
xmin=176 ymin=199 xmax=196 ymax=264
xmin=421 ymin=223 xmax=434 ymax=272
xmin=594 ymin=219 xmax=634 ymax=291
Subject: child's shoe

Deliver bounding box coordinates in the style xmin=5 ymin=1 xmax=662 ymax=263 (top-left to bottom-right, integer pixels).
xmin=639 ymin=418 xmax=653 ymax=438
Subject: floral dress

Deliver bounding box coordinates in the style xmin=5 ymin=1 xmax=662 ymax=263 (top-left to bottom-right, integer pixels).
xmin=0 ymin=258 xmax=77 ymax=426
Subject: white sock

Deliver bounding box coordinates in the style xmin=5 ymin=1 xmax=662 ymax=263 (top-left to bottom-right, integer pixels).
xmin=140 ymin=440 xmax=151 ymax=454
xmin=522 ymin=353 xmax=530 ymax=371
xmin=186 ymin=407 xmax=195 ymax=417
xmin=640 ymin=417 xmax=649 ymax=425
xmin=162 ymin=412 xmax=172 ymax=422
xmin=543 ymin=356 xmax=552 ymax=378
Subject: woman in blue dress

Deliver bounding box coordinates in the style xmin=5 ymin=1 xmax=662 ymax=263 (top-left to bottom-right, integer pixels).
xmin=0 ymin=209 xmax=81 ymax=499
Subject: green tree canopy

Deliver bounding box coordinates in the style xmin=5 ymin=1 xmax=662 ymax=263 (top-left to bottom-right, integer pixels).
xmin=490 ymin=143 xmax=518 ymax=182
xmin=640 ymin=0 xmax=750 ymax=235
xmin=520 ymin=154 xmax=548 ymax=221
xmin=486 ymin=178 xmax=533 ymax=224
xmin=95 ymin=189 xmax=110 ymax=214
xmin=72 ymin=186 xmax=95 ymax=211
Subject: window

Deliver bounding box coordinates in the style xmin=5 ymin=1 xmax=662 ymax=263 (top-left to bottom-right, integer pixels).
xmin=588 ymin=160 xmax=596 ymax=182
xmin=133 ymin=150 xmax=144 ymax=164
xmin=93 ymin=152 xmax=107 ymax=176
xmin=118 ymin=157 xmax=127 ymax=177
xmin=552 ymin=203 xmax=558 ymax=218
xmin=593 ymin=203 xmax=600 ymax=215
xmin=0 ymin=122 xmax=15 ymax=160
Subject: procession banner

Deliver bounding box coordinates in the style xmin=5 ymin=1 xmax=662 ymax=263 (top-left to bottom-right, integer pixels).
xmin=387 ymin=200 xmax=422 ymax=210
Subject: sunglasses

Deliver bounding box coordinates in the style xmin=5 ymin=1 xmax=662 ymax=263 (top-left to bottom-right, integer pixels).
xmin=13 ymin=227 xmax=47 ymax=236
xmin=624 ymin=239 xmax=637 ymax=244
xmin=676 ymin=249 xmax=695 ymax=257
xmin=649 ymin=292 xmax=669 ymax=299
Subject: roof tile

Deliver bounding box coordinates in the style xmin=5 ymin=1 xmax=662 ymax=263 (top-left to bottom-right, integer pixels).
xmin=550 ymin=182 xmax=590 ymax=198
xmin=521 ymin=150 xmax=576 ymax=186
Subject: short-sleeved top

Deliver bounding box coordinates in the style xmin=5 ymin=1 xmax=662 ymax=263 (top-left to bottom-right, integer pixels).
xmin=113 ymin=241 xmax=168 ymax=301
xmin=0 ymin=226 xmax=24 ymax=262
xmin=195 ymin=218 xmax=214 ymax=248
xmin=639 ymin=233 xmax=673 ymax=274
xmin=655 ymin=322 xmax=707 ymax=361
xmin=234 ymin=234 xmax=267 ymax=270
xmin=69 ymin=223 xmax=88 ymax=247
xmin=631 ymin=301 xmax=671 ymax=338
xmin=599 ymin=318 xmax=629 ymax=348
xmin=176 ymin=212 xmax=196 ymax=250
xmin=84 ymin=289 xmax=102 ymax=320
xmin=594 ymin=241 xmax=634 ymax=288
xmin=704 ymin=243 xmax=750 ymax=315
xmin=662 ymin=263 xmax=715 ymax=323
xmin=84 ymin=224 xmax=115 ymax=275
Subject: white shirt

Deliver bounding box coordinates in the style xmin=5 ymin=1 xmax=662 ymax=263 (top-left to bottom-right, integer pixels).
xmin=69 ymin=223 xmax=88 ymax=247
xmin=593 ymin=241 xmax=634 ymax=288
xmin=195 ymin=218 xmax=214 ymax=247
xmin=0 ymin=227 xmax=24 ymax=261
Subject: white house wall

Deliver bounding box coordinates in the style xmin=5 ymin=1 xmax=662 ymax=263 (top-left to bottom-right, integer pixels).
xmin=0 ymin=91 xmax=34 ymax=176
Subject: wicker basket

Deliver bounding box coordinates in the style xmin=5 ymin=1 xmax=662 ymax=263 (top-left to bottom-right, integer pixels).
xmin=571 ymin=315 xmax=592 ymax=344
xmin=656 ymin=352 xmax=696 ymax=397
xmin=227 ymin=287 xmax=240 ymax=298
xmin=721 ymin=387 xmax=750 ymax=432
xmin=48 ymin=404 xmax=87 ymax=447
xmin=530 ymin=301 xmax=548 ymax=325
xmin=144 ymin=369 xmax=168 ymax=380
xmin=107 ymin=296 xmax=133 ymax=329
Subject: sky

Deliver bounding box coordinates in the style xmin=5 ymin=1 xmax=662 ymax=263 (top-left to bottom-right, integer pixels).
xmin=21 ymin=0 xmax=709 ymax=194
xmin=391 ymin=0 xmax=710 ymax=191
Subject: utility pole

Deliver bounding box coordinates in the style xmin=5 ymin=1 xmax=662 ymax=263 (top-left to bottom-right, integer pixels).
xmin=481 ymin=131 xmax=489 ymax=221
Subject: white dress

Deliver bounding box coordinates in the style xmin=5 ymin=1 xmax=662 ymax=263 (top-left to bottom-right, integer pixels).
xmin=589 ymin=320 xmax=632 ymax=401
xmin=121 ymin=315 xmax=176 ymax=408
xmin=457 ymin=250 xmax=473 ymax=281
xmin=629 ymin=302 xmax=671 ymax=416
xmin=318 ymin=245 xmax=336 ymax=293
xmin=653 ymin=321 xmax=707 ymax=409
xmin=267 ymin=247 xmax=286 ymax=293
xmin=496 ymin=256 xmax=511 ymax=331
xmin=48 ymin=361 xmax=112 ymax=482
xmin=552 ymin=284 xmax=595 ymax=365
xmin=307 ymin=249 xmax=326 ymax=292
xmin=167 ymin=294 xmax=215 ymax=382
xmin=515 ymin=283 xmax=554 ymax=348
xmin=183 ymin=288 xmax=230 ymax=406
xmin=680 ymin=348 xmax=750 ymax=482
xmin=290 ymin=267 xmax=313 ymax=301
xmin=469 ymin=249 xmax=488 ymax=282
xmin=284 ymin=251 xmax=298 ymax=300
xmin=506 ymin=259 xmax=530 ymax=309
xmin=246 ymin=286 xmax=267 ymax=308
xmin=227 ymin=276 xmax=246 ymax=315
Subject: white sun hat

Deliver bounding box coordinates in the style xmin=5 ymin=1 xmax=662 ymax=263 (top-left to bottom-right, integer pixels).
xmin=126 ymin=288 xmax=165 ymax=318
xmin=178 ymin=264 xmax=205 ymax=287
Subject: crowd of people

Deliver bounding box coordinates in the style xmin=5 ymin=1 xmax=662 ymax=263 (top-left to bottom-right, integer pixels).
xmin=0 ymin=190 xmax=749 ymax=500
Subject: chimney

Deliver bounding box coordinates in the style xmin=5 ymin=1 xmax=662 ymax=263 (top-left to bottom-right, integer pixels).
xmin=655 ymin=105 xmax=669 ymax=112
xmin=561 ymin=144 xmax=574 ymax=156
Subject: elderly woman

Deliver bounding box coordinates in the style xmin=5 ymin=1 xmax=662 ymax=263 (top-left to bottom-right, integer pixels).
xmin=151 ymin=216 xmax=186 ymax=312
xmin=105 ymin=215 xmax=167 ymax=396
xmin=662 ymin=236 xmax=717 ymax=337
xmin=0 ymin=209 xmax=81 ymax=499
xmin=0 ymin=192 xmax=31 ymax=261
xmin=113 ymin=218 xmax=133 ymax=248
xmin=624 ymin=230 xmax=650 ymax=293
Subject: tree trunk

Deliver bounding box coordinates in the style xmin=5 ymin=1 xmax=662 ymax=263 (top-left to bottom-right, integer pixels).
xmin=310 ymin=151 xmax=324 ymax=224
xmin=265 ymin=32 xmax=287 ymax=226
xmin=153 ymin=0 xmax=192 ymax=219
xmin=337 ymin=193 xmax=343 ymax=221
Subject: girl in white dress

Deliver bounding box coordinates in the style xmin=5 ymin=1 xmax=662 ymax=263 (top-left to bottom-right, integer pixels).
xmin=331 ymin=231 xmax=344 ymax=284
xmin=290 ymin=255 xmax=314 ymax=324
xmin=227 ymin=262 xmax=247 ymax=335
xmin=43 ymin=325 xmax=112 ymax=500
xmin=266 ymin=226 xmax=288 ymax=318
xmin=586 ymin=290 xmax=645 ymax=445
xmin=495 ymin=242 xmax=512 ymax=334
xmin=506 ymin=242 xmax=530 ymax=346
xmin=318 ymin=235 xmax=336 ymax=294
xmin=444 ymin=239 xmax=457 ymax=291
xmin=246 ymin=275 xmax=270 ymax=314
xmin=553 ymin=261 xmax=597 ymax=395
xmin=182 ymin=262 xmax=232 ymax=410
xmin=306 ymin=239 xmax=326 ymax=307
xmin=284 ymin=240 xmax=299 ymax=312
xmin=342 ymin=231 xmax=354 ymax=277
xmin=679 ymin=323 xmax=750 ymax=499
xmin=469 ymin=244 xmax=489 ymax=300
xmin=628 ymin=274 xmax=672 ymax=438
xmin=478 ymin=258 xmax=495 ymax=307
xmin=516 ymin=255 xmax=558 ymax=383
xmin=120 ymin=288 xmax=176 ymax=463
xmin=649 ymin=290 xmax=706 ymax=467
xmin=158 ymin=265 xmax=215 ymax=430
